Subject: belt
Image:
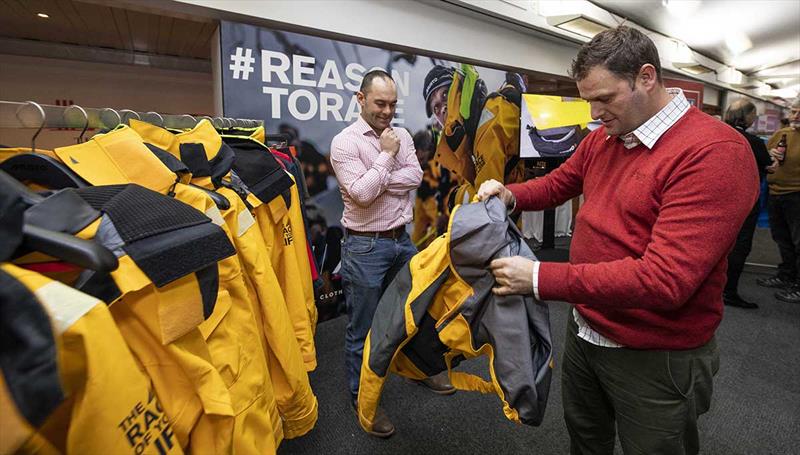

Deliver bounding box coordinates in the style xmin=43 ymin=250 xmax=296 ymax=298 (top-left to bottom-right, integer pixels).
xmin=346 ymin=226 xmax=405 ymax=239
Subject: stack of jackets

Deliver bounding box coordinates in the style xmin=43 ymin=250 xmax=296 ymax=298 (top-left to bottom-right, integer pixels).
xmin=0 ymin=121 xmax=322 ymax=454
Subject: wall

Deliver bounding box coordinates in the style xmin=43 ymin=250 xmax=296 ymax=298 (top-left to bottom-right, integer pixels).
xmin=163 ymin=0 xmax=580 ymax=78
xmin=0 ymin=54 xmax=212 ymax=149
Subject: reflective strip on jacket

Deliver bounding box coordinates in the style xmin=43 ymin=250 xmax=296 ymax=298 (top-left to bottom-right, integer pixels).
xmin=1 ymin=263 xmax=184 ymax=455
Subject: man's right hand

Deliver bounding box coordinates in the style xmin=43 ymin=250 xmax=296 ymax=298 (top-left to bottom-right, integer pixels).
xmin=766 ymin=156 xmax=780 ymax=174
xmin=768 ymin=147 xmax=785 ymax=163
xmin=477 ymin=179 xmax=515 ymax=208
xmin=380 ymin=128 xmax=401 ymax=158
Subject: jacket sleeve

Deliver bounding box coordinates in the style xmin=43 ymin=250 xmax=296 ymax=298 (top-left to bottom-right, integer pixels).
xmin=750 ymin=135 xmax=772 ymax=172
xmin=536 ymin=140 xmax=760 ymax=310
xmin=386 ymin=131 xmax=423 ymax=194
xmin=473 ymin=98 xmax=521 ymax=191
xmin=506 ymin=134 xmax=589 ymax=211
xmin=329 ymin=135 xmax=395 ymax=207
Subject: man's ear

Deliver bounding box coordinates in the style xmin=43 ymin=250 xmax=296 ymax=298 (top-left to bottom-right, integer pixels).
xmin=357 ymin=91 xmax=366 ymax=108
xmin=638 ymin=64 xmax=659 ymax=91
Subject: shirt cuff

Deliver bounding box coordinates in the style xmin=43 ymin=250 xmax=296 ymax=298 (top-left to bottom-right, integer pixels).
xmin=532 ymin=260 xmax=541 ymax=300
xmin=374 ymin=151 xmax=396 ymax=170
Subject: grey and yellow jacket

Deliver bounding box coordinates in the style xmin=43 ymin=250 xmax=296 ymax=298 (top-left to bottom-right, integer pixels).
xmin=358 ymin=197 xmax=553 ymax=431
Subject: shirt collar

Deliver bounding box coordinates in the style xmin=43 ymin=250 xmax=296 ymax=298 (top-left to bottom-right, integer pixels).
xmin=617 ymin=88 xmax=691 ymax=150
xmin=354 ymin=116 xmax=378 ymax=137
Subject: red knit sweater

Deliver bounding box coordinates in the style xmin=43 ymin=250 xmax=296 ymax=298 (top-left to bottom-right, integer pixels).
xmin=508 ymin=107 xmax=759 ymax=349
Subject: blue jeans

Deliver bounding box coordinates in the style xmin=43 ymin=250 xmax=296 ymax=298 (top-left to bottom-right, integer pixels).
xmin=341 ymin=231 xmax=417 ymax=400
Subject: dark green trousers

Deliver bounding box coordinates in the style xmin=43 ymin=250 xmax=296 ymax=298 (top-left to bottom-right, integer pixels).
xmin=562 ymin=315 xmax=719 ymax=455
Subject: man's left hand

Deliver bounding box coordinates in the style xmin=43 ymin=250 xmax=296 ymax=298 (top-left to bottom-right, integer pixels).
xmin=490 ymin=256 xmax=535 ymax=295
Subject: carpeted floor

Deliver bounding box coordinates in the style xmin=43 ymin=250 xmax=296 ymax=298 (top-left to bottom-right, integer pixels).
xmin=279 ymin=237 xmax=799 ymax=454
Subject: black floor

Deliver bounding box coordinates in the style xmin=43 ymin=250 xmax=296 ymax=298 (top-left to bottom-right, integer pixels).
xmin=279 ymin=236 xmax=799 ymax=454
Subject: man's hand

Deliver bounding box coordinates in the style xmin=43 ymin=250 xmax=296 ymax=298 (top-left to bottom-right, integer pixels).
xmin=380 ymin=128 xmax=401 ymax=158
xmin=766 ymin=156 xmax=780 ymax=174
xmin=490 ymin=256 xmax=535 ymax=296
xmin=768 ymin=147 xmax=785 ymax=163
xmin=477 ymin=179 xmax=515 ymax=208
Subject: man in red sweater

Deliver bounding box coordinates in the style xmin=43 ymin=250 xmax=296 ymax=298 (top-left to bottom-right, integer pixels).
xmin=478 ymin=27 xmax=759 ymax=454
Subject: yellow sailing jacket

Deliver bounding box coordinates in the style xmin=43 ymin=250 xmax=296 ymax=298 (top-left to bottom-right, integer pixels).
xmin=3 ymin=145 xmax=237 ymax=452
xmin=51 ymin=125 xmax=288 ymax=453
xmin=358 ymin=198 xmax=553 ymax=432
xmin=129 ymin=119 xmax=318 ymax=439
xmin=219 ymin=133 xmax=318 ymax=370
xmin=459 ymin=87 xmax=526 ymax=203
xmin=1 ymin=263 xmax=183 ymax=455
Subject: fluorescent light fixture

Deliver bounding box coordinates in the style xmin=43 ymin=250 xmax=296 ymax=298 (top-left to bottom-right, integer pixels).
xmin=756 ymin=83 xmax=772 ymax=97
xmin=732 ymin=78 xmax=764 ymax=90
xmin=669 ymin=40 xmax=712 ymax=74
xmin=36 ymin=12 xmax=49 ymax=18
xmin=677 ymin=64 xmax=714 ymax=75
xmin=661 ymin=0 xmax=701 ymax=19
xmin=716 ymin=66 xmax=744 ymax=85
xmin=546 ymin=14 xmax=610 ymax=39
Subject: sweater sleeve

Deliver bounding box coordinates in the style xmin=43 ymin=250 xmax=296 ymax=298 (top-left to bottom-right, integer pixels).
xmin=750 ymin=135 xmax=772 ymax=173
xmin=537 ymin=139 xmax=759 ymax=310
xmin=506 ymin=134 xmax=589 ymax=211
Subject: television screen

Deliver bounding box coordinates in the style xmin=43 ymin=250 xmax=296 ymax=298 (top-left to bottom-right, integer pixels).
xmin=519 ymin=94 xmax=600 ymax=158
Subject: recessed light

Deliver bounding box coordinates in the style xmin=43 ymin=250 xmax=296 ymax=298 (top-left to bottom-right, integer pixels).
xmin=37 ymin=13 xmax=50 ymax=19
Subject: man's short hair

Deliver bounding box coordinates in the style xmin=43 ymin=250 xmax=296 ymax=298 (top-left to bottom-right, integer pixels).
xmin=724 ymin=99 xmax=757 ymax=129
xmin=360 ymin=69 xmax=394 ymax=94
xmin=570 ymin=26 xmax=662 ymax=86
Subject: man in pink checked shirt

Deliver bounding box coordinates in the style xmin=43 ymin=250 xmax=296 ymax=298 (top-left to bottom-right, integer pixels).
xmin=330 ymin=69 xmax=455 ymax=438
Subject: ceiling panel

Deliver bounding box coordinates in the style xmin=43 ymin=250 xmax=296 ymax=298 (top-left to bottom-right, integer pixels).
xmin=593 ymin=0 xmax=800 ymax=74
xmin=0 ymin=0 xmax=214 ymax=61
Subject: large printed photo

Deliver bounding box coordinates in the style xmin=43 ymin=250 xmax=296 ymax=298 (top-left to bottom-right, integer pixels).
xmin=220 ymin=21 xmax=580 ymax=318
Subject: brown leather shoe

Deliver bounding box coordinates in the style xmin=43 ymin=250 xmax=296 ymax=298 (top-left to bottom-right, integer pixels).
xmin=352 ymin=400 xmax=395 ymax=438
xmin=409 ymin=371 xmax=456 ymax=395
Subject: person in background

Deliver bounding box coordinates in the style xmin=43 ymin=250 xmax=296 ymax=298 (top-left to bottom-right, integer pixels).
xmin=280 ymin=123 xmax=329 ymax=196
xmin=423 ymin=65 xmax=455 ymax=130
xmin=757 ymin=96 xmax=800 ymax=304
xmin=329 ymin=69 xmax=452 ymax=439
xmin=722 ymin=99 xmax=772 ymax=308
xmin=410 ymin=129 xmax=441 ymax=248
xmin=477 ymin=26 xmax=758 ymax=454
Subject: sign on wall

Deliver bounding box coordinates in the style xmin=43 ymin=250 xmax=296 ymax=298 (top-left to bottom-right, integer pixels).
xmin=520 ymin=95 xmax=597 ymax=158
xmin=219 ymin=20 xmax=513 ymax=162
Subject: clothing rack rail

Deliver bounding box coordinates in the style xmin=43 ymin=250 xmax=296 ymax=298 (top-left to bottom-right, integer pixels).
xmin=0 ymin=100 xmax=262 ymax=144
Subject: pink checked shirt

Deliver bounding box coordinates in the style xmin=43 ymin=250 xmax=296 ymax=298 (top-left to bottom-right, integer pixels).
xmin=330 ymin=116 xmax=423 ymax=231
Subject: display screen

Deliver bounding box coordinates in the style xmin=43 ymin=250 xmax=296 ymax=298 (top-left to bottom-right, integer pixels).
xmin=519 ymin=94 xmax=599 ymax=159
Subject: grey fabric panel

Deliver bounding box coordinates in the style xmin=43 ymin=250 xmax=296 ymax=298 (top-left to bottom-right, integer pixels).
xmin=23 ymin=189 xmax=99 ymax=235
xmin=447 ymin=197 xmax=554 ymax=426
xmin=367 ymin=263 xmax=450 ymax=377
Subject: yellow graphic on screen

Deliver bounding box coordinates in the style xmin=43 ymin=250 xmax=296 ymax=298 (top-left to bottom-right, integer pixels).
xmin=520 ymin=95 xmax=597 ymax=158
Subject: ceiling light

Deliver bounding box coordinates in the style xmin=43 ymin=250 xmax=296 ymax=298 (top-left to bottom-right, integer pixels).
xmin=546 ymin=15 xmax=610 ymax=39
xmin=724 ymin=32 xmax=753 ymax=55
xmin=36 ymin=12 xmax=49 ymax=19
xmin=669 ymin=40 xmax=712 ymax=74
xmin=661 ymin=0 xmax=702 ymax=19
xmin=677 ymin=64 xmax=714 ymax=75
xmin=716 ymin=66 xmax=744 ymax=85
xmin=732 ymin=79 xmax=765 ymax=90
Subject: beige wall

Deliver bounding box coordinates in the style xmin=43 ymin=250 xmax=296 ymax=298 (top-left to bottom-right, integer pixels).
xmin=0 ymin=54 xmax=212 ymax=150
